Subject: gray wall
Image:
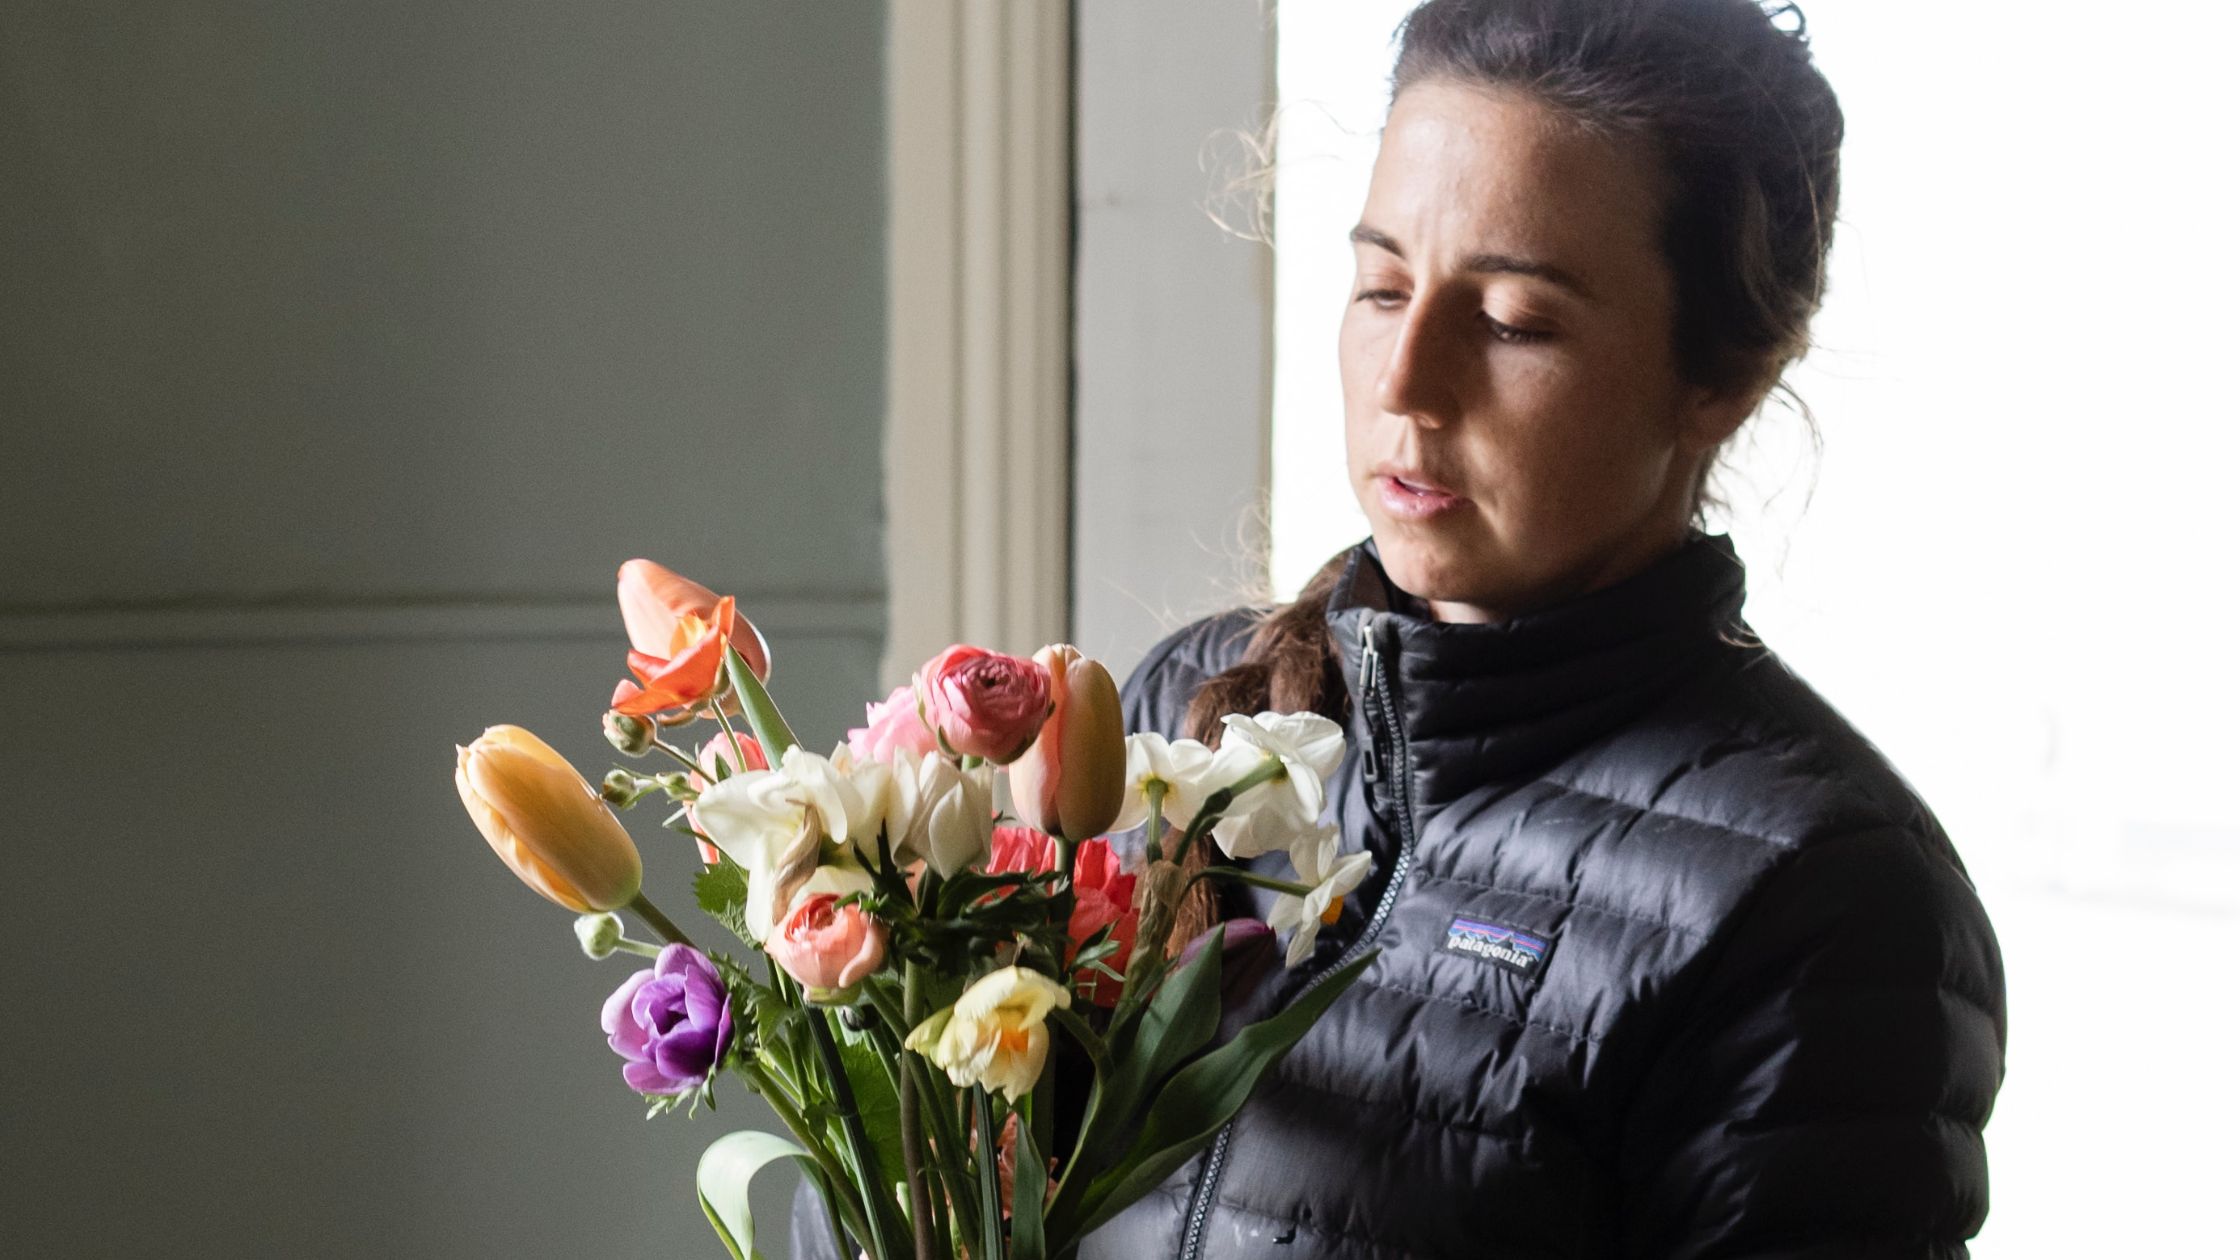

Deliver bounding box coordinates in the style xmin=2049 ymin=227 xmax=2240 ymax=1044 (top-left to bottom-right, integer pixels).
xmin=1072 ymin=0 xmax=1275 ymax=680
xmin=0 ymin=3 xmax=885 ymax=1256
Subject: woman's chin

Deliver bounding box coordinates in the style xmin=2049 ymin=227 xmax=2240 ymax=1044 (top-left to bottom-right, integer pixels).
xmin=1370 ymin=532 xmax=1509 ymax=608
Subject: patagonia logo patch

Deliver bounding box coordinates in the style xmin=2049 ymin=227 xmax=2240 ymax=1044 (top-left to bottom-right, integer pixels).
xmin=1443 ymin=916 xmax=1549 ymax=976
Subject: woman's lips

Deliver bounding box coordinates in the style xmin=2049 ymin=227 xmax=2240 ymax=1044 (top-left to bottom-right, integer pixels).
xmin=1375 ymin=474 xmax=1467 ymax=521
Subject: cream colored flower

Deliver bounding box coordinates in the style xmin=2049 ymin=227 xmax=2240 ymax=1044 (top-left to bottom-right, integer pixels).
xmin=904 ymin=966 xmax=1070 ymax=1101
xmin=695 ymin=745 xmax=890 ymax=939
xmin=1206 ymin=711 xmax=1345 ymax=859
xmin=1111 ymin=732 xmax=1217 ymax=835
xmin=1267 ymin=825 xmax=1373 ymax=967
xmin=885 ymin=750 xmax=996 ymax=876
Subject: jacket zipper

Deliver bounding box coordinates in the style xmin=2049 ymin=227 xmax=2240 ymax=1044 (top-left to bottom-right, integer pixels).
xmin=1177 ymin=615 xmax=1419 ymax=1260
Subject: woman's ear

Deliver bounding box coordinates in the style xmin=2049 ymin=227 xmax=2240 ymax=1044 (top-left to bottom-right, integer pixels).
xmin=1676 ymin=371 xmax=1776 ymax=456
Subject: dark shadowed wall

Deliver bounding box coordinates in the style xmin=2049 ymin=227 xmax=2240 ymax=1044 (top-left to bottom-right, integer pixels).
xmin=0 ymin=3 xmax=885 ymax=1256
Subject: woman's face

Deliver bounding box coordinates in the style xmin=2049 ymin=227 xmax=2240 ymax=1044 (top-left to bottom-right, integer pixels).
xmin=1340 ymin=82 xmax=1760 ymax=622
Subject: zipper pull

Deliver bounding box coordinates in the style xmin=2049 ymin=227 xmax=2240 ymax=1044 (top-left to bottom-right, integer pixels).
xmin=1357 ymin=617 xmax=1382 ymax=782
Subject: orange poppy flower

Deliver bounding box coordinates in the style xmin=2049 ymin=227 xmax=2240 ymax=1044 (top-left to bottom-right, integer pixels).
xmin=607 ymin=560 xmax=770 ymax=717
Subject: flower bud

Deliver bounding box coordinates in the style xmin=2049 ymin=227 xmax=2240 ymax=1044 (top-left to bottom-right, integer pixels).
xmin=601 ymin=769 xmax=644 ymax=806
xmin=456 ymin=724 xmax=644 ymax=913
xmin=575 ymin=911 xmax=625 ymax=959
xmin=1009 ymin=646 xmax=1126 ymax=841
xmin=603 ymin=709 xmax=658 ymax=757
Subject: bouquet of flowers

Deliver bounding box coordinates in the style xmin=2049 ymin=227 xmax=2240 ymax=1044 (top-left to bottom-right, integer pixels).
xmin=452 ymin=560 xmax=1374 ymax=1260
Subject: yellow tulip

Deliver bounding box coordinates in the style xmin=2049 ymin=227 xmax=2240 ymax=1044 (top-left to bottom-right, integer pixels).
xmin=905 ymin=966 xmax=1070 ymax=1102
xmin=455 ymin=725 xmax=643 ymax=913
xmin=1009 ymin=645 xmax=1126 ymax=841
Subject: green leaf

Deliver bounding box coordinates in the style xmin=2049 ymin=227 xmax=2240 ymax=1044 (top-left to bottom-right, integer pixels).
xmin=695 ymin=857 xmax=755 ymax=943
xmin=1043 ymin=924 xmax=1228 ymax=1237
xmin=1078 ymin=923 xmax=1226 ymax=1162
xmin=1053 ymin=950 xmax=1377 ymax=1247
xmin=1012 ymin=1107 xmax=1048 ymax=1260
xmin=697 ymin=1129 xmax=812 ymax=1260
xmin=834 ymin=1019 xmax=905 ymax=1208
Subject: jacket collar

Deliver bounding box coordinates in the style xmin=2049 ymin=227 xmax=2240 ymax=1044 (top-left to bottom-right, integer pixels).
xmin=1326 ymin=535 xmax=1750 ymax=813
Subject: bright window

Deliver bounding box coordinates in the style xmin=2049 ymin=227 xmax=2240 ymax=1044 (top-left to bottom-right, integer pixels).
xmin=1270 ymin=2 xmax=2240 ymax=1253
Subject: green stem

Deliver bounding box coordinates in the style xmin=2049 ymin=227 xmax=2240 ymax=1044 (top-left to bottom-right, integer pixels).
xmin=709 ymin=703 xmax=750 ymax=784
xmin=1031 ymin=1057 xmax=1056 ymax=1190
xmin=725 ymin=645 xmax=800 ymax=761
xmin=972 ymin=1088 xmax=1005 ymax=1260
xmin=1141 ymin=780 xmax=1166 ymax=863
xmin=895 ymin=1025 xmax=938 ymax=1258
xmin=863 ymin=977 xmax=914 ymax=1043
xmin=896 ymin=966 xmax=969 ymax=1251
xmin=1187 ymin=866 xmax=1319 ymax=898
xmin=808 ymin=1008 xmax=905 ymax=1260
xmin=650 ymin=737 xmax=707 ymax=776
xmin=612 ymin=937 xmax=664 ymax=959
xmin=1179 ymin=755 xmax=1287 ymax=850
xmin=1045 ymin=1006 xmax=1112 ymax=1076
xmin=739 ymin=1061 xmax=875 ymax=1256
xmin=625 ymin=892 xmax=695 ymax=948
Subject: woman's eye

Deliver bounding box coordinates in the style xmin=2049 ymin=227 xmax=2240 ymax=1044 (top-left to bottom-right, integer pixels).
xmin=1482 ymin=312 xmax=1552 ymax=345
xmin=1353 ymin=288 xmax=1408 ymax=309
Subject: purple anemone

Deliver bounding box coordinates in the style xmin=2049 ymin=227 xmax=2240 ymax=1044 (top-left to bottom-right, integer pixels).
xmin=600 ymin=943 xmax=734 ymax=1095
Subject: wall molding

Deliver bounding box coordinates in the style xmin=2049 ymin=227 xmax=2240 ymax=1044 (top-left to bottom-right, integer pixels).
xmin=882 ymin=0 xmax=1074 ymax=685
xmin=0 ymin=595 xmax=885 ymax=653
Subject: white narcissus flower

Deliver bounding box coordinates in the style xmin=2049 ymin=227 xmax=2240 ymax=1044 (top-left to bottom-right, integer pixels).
xmin=1111 ymin=732 xmax=1216 ymax=834
xmin=1209 ymin=711 xmax=1347 ymax=858
xmin=885 ymin=750 xmax=995 ymax=876
xmin=1267 ymin=825 xmax=1373 ymax=968
xmin=903 ymin=966 xmax=1070 ymax=1101
xmin=695 ymin=745 xmax=890 ymax=939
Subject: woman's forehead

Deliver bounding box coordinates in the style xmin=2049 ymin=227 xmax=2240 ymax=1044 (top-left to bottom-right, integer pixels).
xmin=1363 ymin=81 xmax=1666 ymax=288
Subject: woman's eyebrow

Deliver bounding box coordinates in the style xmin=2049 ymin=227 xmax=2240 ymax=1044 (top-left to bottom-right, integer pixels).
xmin=1350 ymin=224 xmax=1593 ymax=298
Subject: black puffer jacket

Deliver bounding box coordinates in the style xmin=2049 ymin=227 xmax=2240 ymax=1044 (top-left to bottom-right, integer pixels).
xmin=1082 ymin=536 xmax=2005 ymax=1260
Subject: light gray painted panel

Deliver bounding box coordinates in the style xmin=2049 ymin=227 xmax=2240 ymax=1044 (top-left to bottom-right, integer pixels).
xmin=0 ymin=2 xmax=886 ymax=1255
xmin=0 ymin=635 xmax=871 ymax=1257
xmin=1072 ymin=0 xmax=1275 ymax=680
xmin=0 ymin=1 xmax=886 ymax=609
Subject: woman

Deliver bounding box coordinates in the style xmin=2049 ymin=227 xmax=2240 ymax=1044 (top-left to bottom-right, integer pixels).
xmin=1091 ymin=1 xmax=2004 ymax=1258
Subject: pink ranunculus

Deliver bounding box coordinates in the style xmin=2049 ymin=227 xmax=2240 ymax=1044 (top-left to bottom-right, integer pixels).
xmin=914 ymin=645 xmax=1052 ymax=764
xmin=848 ymin=684 xmax=940 ymax=764
xmin=767 ymin=892 xmax=887 ymax=999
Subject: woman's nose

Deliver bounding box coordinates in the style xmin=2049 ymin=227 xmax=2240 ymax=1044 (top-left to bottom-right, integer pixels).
xmin=1374 ymin=295 xmax=1462 ymax=427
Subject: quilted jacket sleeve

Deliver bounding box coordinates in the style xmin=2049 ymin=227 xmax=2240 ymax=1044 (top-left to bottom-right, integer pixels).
xmin=1119 ymin=610 xmax=1261 ymax=740
xmin=1619 ymin=826 xmax=2007 ymax=1260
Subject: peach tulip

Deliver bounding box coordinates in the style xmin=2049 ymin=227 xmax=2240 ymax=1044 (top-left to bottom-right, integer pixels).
xmin=1009 ymin=645 xmax=1125 ymax=841
xmin=609 ymin=559 xmax=770 ymax=717
xmin=456 ymin=725 xmax=643 ymax=912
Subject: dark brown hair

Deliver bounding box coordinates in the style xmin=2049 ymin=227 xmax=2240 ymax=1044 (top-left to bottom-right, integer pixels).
xmin=1169 ymin=0 xmax=1843 ymax=947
